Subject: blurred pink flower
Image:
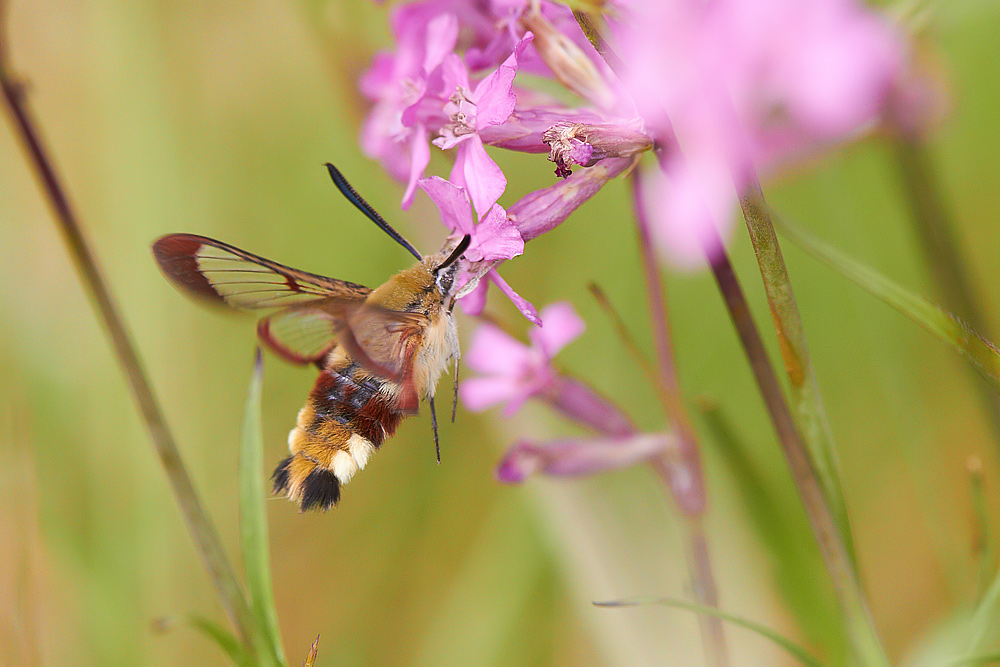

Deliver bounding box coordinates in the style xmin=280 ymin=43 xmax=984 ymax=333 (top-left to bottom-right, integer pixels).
xmin=359 ymin=7 xmax=459 ymax=184
xmin=461 ymin=302 xmax=585 ymax=414
xmin=613 ymin=0 xmax=904 ymax=267
xmin=496 ymin=434 xmax=673 ymax=483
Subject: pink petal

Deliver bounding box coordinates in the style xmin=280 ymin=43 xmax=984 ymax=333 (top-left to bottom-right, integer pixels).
xmin=472 ymin=33 xmax=534 ymax=128
xmin=460 ymin=376 xmax=522 ymax=412
xmin=458 ymin=277 xmax=489 ymax=316
xmin=401 ymin=125 xmax=431 ymax=210
xmin=468 ymin=204 xmax=523 ymax=262
xmin=417 ymin=176 xmax=474 ymax=234
xmin=489 ymin=270 xmax=541 ymax=325
xmin=640 ymin=159 xmax=735 ymax=270
xmin=528 ymin=301 xmax=584 ymax=358
xmin=499 ymin=381 xmax=545 ymax=417
xmin=464 ymin=322 xmax=530 ymax=376
xmin=423 ymin=13 xmax=459 ymax=73
xmin=452 ymin=137 xmax=507 ymax=220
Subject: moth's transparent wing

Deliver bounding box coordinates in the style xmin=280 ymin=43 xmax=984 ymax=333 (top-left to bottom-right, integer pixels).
xmin=153 ymin=234 xmax=371 ymax=363
xmin=153 ymin=234 xmax=371 ymax=309
xmin=334 ymin=304 xmax=429 ymax=413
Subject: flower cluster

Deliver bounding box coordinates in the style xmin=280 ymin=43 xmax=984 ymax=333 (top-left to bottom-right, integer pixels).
xmin=360 ymin=0 xmax=914 ymax=480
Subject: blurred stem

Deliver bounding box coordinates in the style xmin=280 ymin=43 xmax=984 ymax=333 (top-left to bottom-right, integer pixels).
xmin=707 ymin=238 xmax=889 ymax=667
xmin=632 ymin=173 xmax=707 ymax=517
xmin=738 ymin=179 xmax=855 ymax=562
xmin=632 ymin=174 xmax=728 ymax=667
xmin=890 ymin=136 xmax=1000 ymax=451
xmin=967 ymin=566 xmax=1000 ymax=655
xmin=0 ymin=35 xmax=262 ymax=659
xmin=587 ymin=282 xmax=662 ymax=392
xmin=572 ymin=9 xmax=626 ymax=74
xmin=967 ymin=457 xmax=992 ymax=604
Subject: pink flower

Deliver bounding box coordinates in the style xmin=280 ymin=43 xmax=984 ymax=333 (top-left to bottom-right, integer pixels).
xmin=612 ymin=0 xmax=904 ymax=266
xmin=418 ymin=176 xmax=539 ymax=324
xmin=496 ymin=434 xmax=673 ymax=483
xmin=359 ymin=6 xmax=459 ymax=184
xmin=461 ymin=302 xmax=585 ymax=414
xmin=403 ymin=33 xmax=534 ymax=216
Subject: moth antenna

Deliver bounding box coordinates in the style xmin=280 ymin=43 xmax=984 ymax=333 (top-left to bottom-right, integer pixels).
xmin=325 ymin=163 xmax=423 ymax=261
xmin=451 ymin=358 xmax=460 ymax=424
xmin=429 ymin=395 xmax=441 ymax=464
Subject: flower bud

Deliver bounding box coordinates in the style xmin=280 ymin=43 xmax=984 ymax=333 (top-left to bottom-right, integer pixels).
xmin=520 ymin=10 xmax=615 ymax=110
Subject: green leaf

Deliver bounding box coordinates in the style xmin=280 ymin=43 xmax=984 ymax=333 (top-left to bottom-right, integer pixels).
xmin=776 ymin=217 xmax=1000 ymax=391
xmin=240 ymin=349 xmax=286 ymax=667
xmin=189 ymin=615 xmax=254 ymax=667
xmin=594 ymin=597 xmax=823 ymax=667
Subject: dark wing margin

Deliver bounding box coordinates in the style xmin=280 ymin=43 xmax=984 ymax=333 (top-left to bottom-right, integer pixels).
xmin=152 ymin=234 xmax=371 ymax=310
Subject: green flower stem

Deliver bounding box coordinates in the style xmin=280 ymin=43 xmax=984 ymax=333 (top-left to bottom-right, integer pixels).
xmin=708 ymin=239 xmax=888 ymax=667
xmin=890 ymin=135 xmax=1000 ymax=451
xmin=633 ymin=175 xmax=729 ymax=667
xmin=738 ymin=180 xmax=855 ymax=561
xmin=1 ymin=34 xmax=263 ymax=660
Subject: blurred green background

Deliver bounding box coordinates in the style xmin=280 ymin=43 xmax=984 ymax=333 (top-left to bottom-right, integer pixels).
xmin=4 ymin=1 xmax=1000 ymax=665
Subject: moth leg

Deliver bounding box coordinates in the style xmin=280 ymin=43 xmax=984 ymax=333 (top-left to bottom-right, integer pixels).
xmin=429 ymin=395 xmax=440 ymax=464
xmin=451 ymin=358 xmax=460 ymax=424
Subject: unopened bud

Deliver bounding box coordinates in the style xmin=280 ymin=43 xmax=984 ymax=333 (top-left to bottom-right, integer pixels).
xmin=521 ymin=10 xmax=615 ymax=110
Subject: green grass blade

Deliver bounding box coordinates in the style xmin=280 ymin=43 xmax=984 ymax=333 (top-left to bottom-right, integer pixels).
xmin=699 ymin=402 xmax=845 ymax=663
xmin=240 ymin=349 xmax=286 ymax=666
xmin=943 ymin=653 xmax=1000 ymax=667
xmin=189 ymin=615 xmax=254 ymax=667
xmin=594 ymin=597 xmax=823 ymax=667
xmin=777 ymin=217 xmax=1000 ymax=391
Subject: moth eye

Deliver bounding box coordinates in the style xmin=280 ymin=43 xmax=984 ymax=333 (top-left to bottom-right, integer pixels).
xmin=436 ymin=269 xmax=455 ymax=295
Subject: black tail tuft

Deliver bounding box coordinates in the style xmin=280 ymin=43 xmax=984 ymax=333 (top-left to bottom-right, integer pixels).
xmin=300 ymin=467 xmax=341 ymax=512
xmin=271 ymin=456 xmax=293 ymax=495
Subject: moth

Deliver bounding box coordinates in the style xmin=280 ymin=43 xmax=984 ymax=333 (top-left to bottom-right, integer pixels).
xmin=152 ymin=164 xmax=471 ymax=511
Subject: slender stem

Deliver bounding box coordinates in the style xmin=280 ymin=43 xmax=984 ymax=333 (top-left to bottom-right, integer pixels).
xmin=0 ymin=35 xmax=260 ymax=656
xmin=572 ymin=10 xmax=626 ymax=75
xmin=633 ymin=173 xmax=706 ymax=517
xmin=892 ymin=137 xmax=985 ymax=328
xmin=890 ymin=136 xmax=1000 ymax=451
xmin=708 ymin=238 xmax=888 ymax=666
xmin=587 ymin=282 xmax=662 ymax=391
xmin=967 ymin=456 xmax=992 ymax=603
xmin=632 ymin=175 xmax=728 ymax=667
xmin=738 ymin=181 xmax=855 ymax=560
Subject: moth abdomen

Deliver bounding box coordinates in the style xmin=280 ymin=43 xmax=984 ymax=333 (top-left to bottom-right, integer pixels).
xmin=277 ymin=357 xmax=407 ymax=511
